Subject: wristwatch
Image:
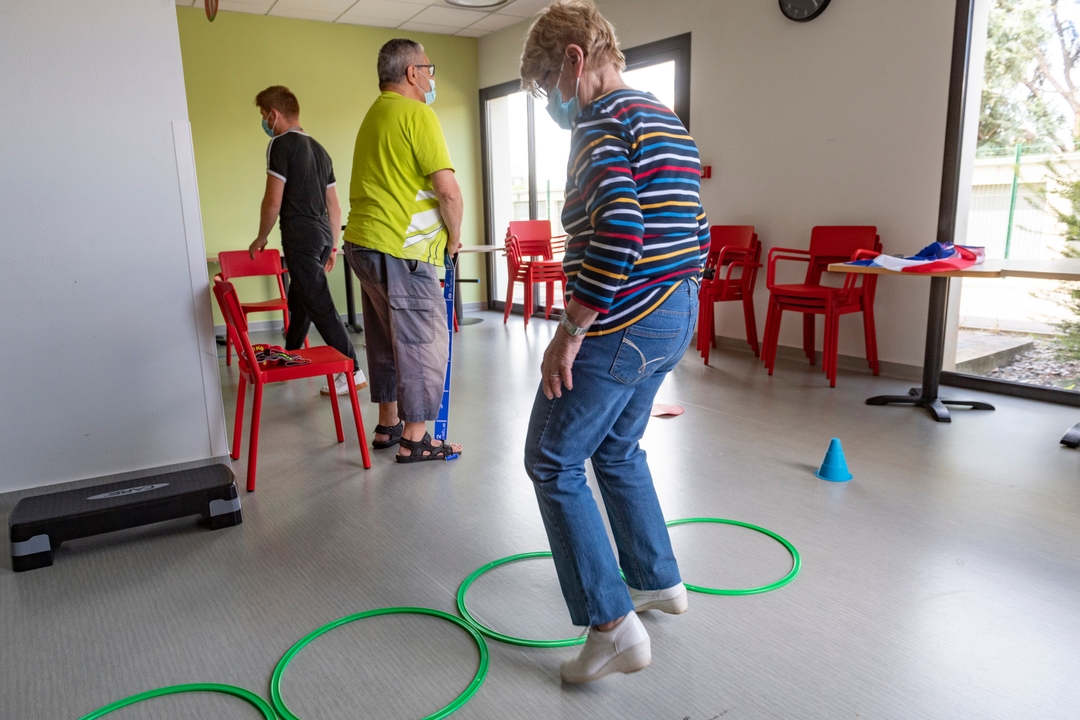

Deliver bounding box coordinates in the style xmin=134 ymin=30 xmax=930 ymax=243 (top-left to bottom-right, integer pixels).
xmin=559 ymin=313 xmax=588 ymax=337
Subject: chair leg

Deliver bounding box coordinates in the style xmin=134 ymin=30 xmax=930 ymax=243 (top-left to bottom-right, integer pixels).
xmin=701 ymin=301 xmax=712 ymax=365
xmin=696 ymin=298 xmax=708 ymax=360
xmin=232 ymin=376 xmax=246 ymax=460
xmin=824 ymin=308 xmax=838 ymax=387
xmin=225 ymin=334 xmax=232 ymax=366
xmin=763 ymin=299 xmax=782 ymax=374
xmin=523 ymin=282 xmax=532 ymax=328
xmin=328 ymin=374 xmax=344 ymax=442
xmin=761 ymin=300 xmax=775 ymax=371
xmin=863 ymin=304 xmax=880 ymax=375
xmin=247 ymin=383 xmax=263 ymax=492
xmin=711 ymin=301 xmax=718 ymax=348
xmin=742 ymin=293 xmax=760 ymax=357
xmin=544 ymin=281 xmax=554 ymax=320
xmin=346 ymin=373 xmax=372 ymax=469
xmin=503 ymin=280 xmax=514 ymax=324
xmin=803 ymin=314 xmax=816 ymax=366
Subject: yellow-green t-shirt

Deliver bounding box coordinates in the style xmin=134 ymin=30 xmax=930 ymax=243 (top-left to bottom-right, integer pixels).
xmin=344 ymin=92 xmax=454 ymax=265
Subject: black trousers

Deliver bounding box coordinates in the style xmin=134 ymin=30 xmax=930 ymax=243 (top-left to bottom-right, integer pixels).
xmin=282 ymin=242 xmax=358 ymax=372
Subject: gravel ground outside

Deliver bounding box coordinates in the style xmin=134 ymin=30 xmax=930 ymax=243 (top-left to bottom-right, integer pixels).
xmin=983 ymin=337 xmax=1080 ymax=390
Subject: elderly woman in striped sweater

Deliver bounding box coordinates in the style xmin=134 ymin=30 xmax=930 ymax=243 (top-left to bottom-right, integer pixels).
xmin=519 ymin=0 xmax=711 ymax=684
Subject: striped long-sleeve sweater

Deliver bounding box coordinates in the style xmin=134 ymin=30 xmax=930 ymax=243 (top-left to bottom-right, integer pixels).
xmin=561 ymin=88 xmax=710 ymax=335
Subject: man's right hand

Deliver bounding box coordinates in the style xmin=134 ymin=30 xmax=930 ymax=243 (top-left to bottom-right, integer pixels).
xmin=249 ymin=236 xmax=268 ymax=259
xmin=447 ymin=239 xmax=461 ymax=257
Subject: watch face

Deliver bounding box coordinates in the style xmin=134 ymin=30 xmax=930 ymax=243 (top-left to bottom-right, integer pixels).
xmin=779 ymin=0 xmax=831 ymax=22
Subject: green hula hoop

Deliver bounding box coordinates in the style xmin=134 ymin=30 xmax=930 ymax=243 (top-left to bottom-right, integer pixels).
xmin=666 ymin=517 xmax=801 ymax=595
xmin=79 ymin=683 xmax=276 ymax=720
xmin=271 ymin=606 xmax=488 ymax=720
xmin=457 ymin=551 xmax=586 ymax=648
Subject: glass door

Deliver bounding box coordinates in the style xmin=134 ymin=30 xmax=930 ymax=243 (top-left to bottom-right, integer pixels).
xmin=482 ymin=80 xmax=572 ymax=317
xmin=482 ymin=87 xmax=531 ymax=310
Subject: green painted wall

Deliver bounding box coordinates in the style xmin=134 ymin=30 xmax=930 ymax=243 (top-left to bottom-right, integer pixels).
xmin=176 ymin=8 xmax=484 ymax=322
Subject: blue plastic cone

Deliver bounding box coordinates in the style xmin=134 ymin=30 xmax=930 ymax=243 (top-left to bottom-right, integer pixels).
xmin=815 ymin=438 xmax=852 ymax=482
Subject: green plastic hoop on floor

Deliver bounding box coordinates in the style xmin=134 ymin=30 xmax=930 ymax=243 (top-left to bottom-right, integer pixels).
xmin=666 ymin=517 xmax=801 ymax=595
xmin=457 ymin=551 xmax=587 ymax=648
xmin=270 ymin=606 xmax=489 ymax=720
xmin=78 ymin=683 xmax=276 ymax=720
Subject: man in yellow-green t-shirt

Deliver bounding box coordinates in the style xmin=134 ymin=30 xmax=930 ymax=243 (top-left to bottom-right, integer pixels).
xmin=343 ymin=38 xmax=464 ymax=463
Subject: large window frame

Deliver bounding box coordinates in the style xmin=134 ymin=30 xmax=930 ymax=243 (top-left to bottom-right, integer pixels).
xmin=478 ymin=33 xmax=693 ymax=311
xmin=937 ymin=0 xmax=1080 ymax=408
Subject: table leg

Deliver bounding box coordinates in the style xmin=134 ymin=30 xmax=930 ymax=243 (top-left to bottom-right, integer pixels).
xmin=343 ymin=258 xmax=363 ymax=333
xmin=451 ymin=255 xmax=484 ymax=326
xmin=865 ymin=276 xmax=994 ymax=422
xmin=453 ymin=254 xmax=465 ymax=324
xmin=1061 ymin=421 xmax=1080 ymax=447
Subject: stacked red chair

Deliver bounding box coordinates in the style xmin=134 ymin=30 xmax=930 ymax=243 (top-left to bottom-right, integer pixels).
xmin=761 ymin=226 xmax=881 ymax=387
xmin=697 ymin=226 xmax=762 ymax=364
xmin=217 ymin=249 xmax=307 ymax=365
xmin=213 ymin=279 xmax=371 ymax=492
xmin=502 ymin=220 xmax=567 ymax=328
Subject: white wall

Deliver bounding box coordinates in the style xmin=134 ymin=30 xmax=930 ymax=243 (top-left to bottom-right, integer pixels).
xmin=0 ymin=0 xmax=227 ymax=493
xmin=480 ymin=0 xmax=962 ymax=368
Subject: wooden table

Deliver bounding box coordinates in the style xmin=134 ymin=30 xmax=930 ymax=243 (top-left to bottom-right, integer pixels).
xmin=829 ymin=258 xmax=1080 ymax=422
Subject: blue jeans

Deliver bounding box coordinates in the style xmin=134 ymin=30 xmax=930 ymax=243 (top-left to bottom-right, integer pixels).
xmin=524 ymin=280 xmax=698 ymax=627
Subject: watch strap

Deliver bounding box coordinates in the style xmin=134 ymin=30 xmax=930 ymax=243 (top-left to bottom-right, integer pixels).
xmin=559 ymin=313 xmax=588 ymax=337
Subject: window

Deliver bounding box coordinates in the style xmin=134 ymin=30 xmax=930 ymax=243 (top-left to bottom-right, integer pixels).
xmin=479 ymin=33 xmax=692 ymax=315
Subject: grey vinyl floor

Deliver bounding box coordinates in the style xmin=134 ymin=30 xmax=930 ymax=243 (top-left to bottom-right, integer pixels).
xmin=3 ymin=311 xmax=1080 ymax=719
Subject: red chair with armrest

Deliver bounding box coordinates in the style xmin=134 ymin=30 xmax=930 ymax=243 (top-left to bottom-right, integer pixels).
xmin=502 ymin=220 xmax=567 ymax=327
xmin=697 ymin=226 xmax=762 ymax=364
xmin=761 ymin=226 xmax=881 ymax=387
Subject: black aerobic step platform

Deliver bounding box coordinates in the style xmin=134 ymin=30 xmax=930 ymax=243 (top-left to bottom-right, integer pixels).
xmin=8 ymin=464 xmax=241 ymax=572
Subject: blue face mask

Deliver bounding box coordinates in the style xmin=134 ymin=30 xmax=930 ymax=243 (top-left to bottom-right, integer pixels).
xmin=424 ymin=77 xmax=436 ymax=105
xmin=546 ymin=77 xmax=580 ymax=130
xmin=261 ymin=115 xmax=274 ymax=138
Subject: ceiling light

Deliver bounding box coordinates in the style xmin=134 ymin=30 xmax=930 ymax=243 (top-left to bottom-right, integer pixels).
xmin=445 ymin=0 xmax=510 ymax=7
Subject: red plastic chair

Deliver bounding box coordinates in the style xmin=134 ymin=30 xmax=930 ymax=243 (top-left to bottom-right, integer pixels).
xmin=213 ymin=278 xmax=370 ymax=492
xmin=697 ymin=226 xmax=762 ymax=364
xmin=761 ymin=226 xmax=881 ymax=387
xmin=503 ymin=220 xmax=567 ymax=327
xmin=217 ymin=250 xmax=307 ymax=366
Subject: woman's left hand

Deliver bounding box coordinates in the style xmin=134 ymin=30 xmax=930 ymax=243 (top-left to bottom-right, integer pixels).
xmin=542 ymin=329 xmax=584 ymax=400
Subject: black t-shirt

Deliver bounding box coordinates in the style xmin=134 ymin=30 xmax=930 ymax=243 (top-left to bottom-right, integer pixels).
xmin=266 ymin=129 xmax=336 ymax=246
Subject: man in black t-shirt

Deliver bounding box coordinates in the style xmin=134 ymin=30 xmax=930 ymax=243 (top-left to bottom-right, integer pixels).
xmin=249 ymin=86 xmax=364 ymax=396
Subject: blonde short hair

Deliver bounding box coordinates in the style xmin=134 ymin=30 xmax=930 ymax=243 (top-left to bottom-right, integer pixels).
xmin=519 ymin=0 xmax=625 ymax=95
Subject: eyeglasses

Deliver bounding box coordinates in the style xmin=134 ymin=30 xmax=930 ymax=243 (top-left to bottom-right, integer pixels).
xmin=412 ymin=64 xmax=436 ymax=77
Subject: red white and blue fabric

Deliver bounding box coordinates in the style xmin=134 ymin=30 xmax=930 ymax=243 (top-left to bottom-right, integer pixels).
xmin=848 ymin=242 xmax=985 ymax=273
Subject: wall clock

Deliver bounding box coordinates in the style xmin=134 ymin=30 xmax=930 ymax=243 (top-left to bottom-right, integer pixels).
xmin=780 ymin=0 xmax=832 ymax=22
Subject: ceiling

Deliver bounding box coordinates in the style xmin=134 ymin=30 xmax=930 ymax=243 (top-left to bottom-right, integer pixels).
xmin=175 ymin=0 xmax=546 ymax=37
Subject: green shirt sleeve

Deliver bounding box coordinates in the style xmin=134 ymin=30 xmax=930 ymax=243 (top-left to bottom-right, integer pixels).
xmin=411 ymin=105 xmax=454 ymax=177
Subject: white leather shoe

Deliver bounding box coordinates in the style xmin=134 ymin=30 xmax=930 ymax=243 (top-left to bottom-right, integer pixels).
xmin=629 ymin=582 xmax=688 ymax=614
xmin=320 ymin=369 xmax=368 ymax=396
xmin=560 ymin=612 xmax=651 ymax=683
